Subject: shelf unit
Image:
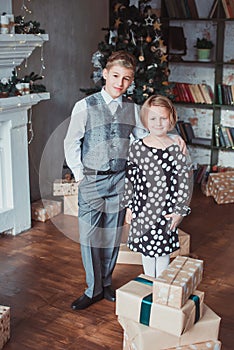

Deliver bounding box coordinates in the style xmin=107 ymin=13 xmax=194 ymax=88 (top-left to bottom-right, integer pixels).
xmin=161 ymin=0 xmax=234 ymax=168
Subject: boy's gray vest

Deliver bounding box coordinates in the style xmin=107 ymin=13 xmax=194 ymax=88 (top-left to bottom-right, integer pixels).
xmin=81 ymin=92 xmax=136 ymax=171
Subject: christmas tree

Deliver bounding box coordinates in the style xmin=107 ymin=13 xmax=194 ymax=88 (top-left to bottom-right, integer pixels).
xmin=81 ymin=0 xmax=173 ymax=105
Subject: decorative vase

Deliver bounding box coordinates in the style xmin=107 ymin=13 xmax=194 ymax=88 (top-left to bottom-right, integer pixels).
xmin=197 ymin=48 xmax=211 ymax=62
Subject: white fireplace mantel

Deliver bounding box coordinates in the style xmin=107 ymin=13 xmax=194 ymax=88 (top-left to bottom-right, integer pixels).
xmin=0 ymin=34 xmax=49 ymax=77
xmin=0 ymin=21 xmax=50 ymax=235
xmin=0 ymin=93 xmax=50 ymax=235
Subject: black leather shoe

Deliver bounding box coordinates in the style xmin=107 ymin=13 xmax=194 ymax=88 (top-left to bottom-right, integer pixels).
xmin=71 ymin=292 xmax=103 ymax=310
xmin=103 ymin=286 xmax=116 ymax=302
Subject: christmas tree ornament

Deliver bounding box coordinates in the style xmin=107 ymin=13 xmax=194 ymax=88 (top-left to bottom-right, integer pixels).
xmin=130 ymin=29 xmax=137 ymax=45
xmin=145 ymin=15 xmax=154 ymax=26
xmin=148 ymin=63 xmax=158 ymax=69
xmin=160 ymin=54 xmax=168 ymax=63
xmin=91 ymin=51 xmax=103 ymax=68
xmin=146 ymin=31 xmax=152 ymax=43
xmin=109 ymin=30 xmax=118 ymax=45
xmin=127 ymin=81 xmax=136 ymax=95
xmin=92 ymin=70 xmax=103 ymax=84
xmin=138 ymin=37 xmax=145 ymax=61
xmin=143 ymin=93 xmax=149 ymax=99
xmin=114 ymin=18 xmax=122 ymax=29
xmin=150 ymin=45 xmax=157 ymax=53
xmin=158 ymin=38 xmax=167 ymax=53
xmin=114 ymin=3 xmax=122 ymax=12
xmin=153 ymin=33 xmax=161 ymax=43
xmin=154 ymin=20 xmax=162 ymax=31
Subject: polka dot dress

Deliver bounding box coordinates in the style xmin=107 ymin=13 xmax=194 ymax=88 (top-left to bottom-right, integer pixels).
xmin=123 ymin=139 xmax=191 ymax=257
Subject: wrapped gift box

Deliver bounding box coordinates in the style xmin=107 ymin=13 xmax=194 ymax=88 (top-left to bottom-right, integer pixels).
xmin=117 ymin=229 xmax=190 ymax=264
xmin=116 ymin=274 xmax=204 ymax=336
xmin=53 ymin=179 xmax=78 ymax=196
xmin=213 ymin=183 xmax=234 ymax=204
xmin=207 ymin=171 xmax=234 ymax=203
xmin=120 ymin=304 xmax=221 ymax=350
xmin=0 ymin=306 xmax=10 ymax=350
xmin=153 ymin=256 xmax=203 ymax=309
xmin=63 ymin=195 xmax=78 ymax=216
xmin=31 ymin=199 xmax=62 ymax=222
xmin=166 ymin=340 xmax=221 ymax=350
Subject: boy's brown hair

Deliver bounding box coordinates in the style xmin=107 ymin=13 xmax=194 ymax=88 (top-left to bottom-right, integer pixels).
xmin=105 ymin=50 xmax=136 ymax=72
xmin=140 ymin=94 xmax=178 ymax=131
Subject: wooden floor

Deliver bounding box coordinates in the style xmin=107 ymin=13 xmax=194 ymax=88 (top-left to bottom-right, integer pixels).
xmin=0 ymin=185 xmax=233 ymax=350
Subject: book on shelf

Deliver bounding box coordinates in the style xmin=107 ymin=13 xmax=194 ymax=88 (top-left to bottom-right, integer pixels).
xmin=215 ymin=124 xmax=234 ymax=148
xmin=209 ymin=0 xmax=219 ymax=18
xmin=216 ymin=84 xmax=234 ymax=105
xmin=164 ymin=0 xmax=177 ymax=18
xmin=173 ymin=83 xmax=213 ymax=104
xmin=218 ymin=125 xmax=227 ymax=147
xmin=186 ymin=0 xmax=199 ymax=18
xmin=216 ymin=84 xmax=223 ymax=105
xmin=183 ymin=121 xmax=195 ymax=142
xmin=176 ymin=121 xmax=212 ymax=146
xmin=222 ymin=0 xmax=234 ymax=18
xmin=193 ymin=84 xmax=205 ymax=104
xmin=209 ymin=0 xmax=227 ymax=18
xmin=198 ymin=84 xmax=213 ymax=104
xmin=226 ymin=127 xmax=234 ymax=148
xmin=163 ymin=0 xmax=199 ymax=18
xmin=176 ymin=120 xmax=188 ymax=141
xmin=221 ymin=125 xmax=232 ymax=148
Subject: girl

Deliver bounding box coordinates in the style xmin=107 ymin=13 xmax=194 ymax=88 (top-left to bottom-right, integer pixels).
xmin=123 ymin=95 xmax=192 ymax=278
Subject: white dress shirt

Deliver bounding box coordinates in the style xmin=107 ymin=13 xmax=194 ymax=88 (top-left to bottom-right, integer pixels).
xmin=64 ymin=88 xmax=147 ymax=181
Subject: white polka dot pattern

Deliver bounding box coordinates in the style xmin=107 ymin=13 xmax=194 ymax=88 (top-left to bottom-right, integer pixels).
xmin=123 ymin=139 xmax=191 ymax=257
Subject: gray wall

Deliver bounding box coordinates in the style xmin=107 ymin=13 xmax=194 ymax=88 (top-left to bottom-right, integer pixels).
xmin=12 ymin=0 xmax=109 ymax=201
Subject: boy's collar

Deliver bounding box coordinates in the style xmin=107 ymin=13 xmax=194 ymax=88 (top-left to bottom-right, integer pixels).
xmin=101 ymin=87 xmax=122 ymax=107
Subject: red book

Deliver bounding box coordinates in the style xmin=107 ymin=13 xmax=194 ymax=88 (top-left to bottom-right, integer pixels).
xmin=187 ymin=0 xmax=199 ymax=18
xmin=184 ymin=83 xmax=195 ymax=103
xmin=222 ymin=0 xmax=232 ymax=18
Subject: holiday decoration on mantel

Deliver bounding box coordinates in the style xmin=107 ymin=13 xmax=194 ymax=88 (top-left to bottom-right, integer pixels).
xmin=81 ymin=0 xmax=173 ymax=105
xmin=0 ymin=71 xmax=46 ymax=98
xmin=14 ymin=15 xmax=46 ymax=34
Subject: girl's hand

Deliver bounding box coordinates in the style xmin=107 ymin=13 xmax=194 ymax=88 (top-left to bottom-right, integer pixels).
xmin=125 ymin=208 xmax=133 ymax=224
xmin=164 ymin=213 xmax=182 ymax=230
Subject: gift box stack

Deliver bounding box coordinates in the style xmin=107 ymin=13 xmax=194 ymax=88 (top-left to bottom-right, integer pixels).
xmin=203 ymin=171 xmax=234 ymax=204
xmin=53 ymin=179 xmax=78 ymax=216
xmin=31 ymin=199 xmax=62 ymax=222
xmin=0 ymin=306 xmax=10 ymax=350
xmin=116 ymin=256 xmax=222 ymax=350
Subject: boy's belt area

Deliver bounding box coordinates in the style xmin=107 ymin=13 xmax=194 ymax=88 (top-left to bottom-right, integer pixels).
xmin=83 ymin=167 xmax=122 ymax=175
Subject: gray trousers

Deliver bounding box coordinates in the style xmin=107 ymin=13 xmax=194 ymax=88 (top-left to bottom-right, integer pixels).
xmin=78 ymin=171 xmax=126 ymax=298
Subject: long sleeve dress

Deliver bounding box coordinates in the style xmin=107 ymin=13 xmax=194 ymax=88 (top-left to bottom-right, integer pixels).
xmin=122 ymin=139 xmax=192 ymax=257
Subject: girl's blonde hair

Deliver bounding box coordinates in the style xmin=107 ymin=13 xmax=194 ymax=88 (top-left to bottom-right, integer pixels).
xmin=140 ymin=95 xmax=177 ymax=131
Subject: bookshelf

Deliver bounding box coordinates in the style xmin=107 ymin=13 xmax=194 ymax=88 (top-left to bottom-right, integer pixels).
xmin=161 ymin=0 xmax=234 ymax=169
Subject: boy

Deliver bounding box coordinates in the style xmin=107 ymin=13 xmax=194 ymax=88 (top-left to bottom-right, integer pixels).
xmin=64 ymin=51 xmax=184 ymax=310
